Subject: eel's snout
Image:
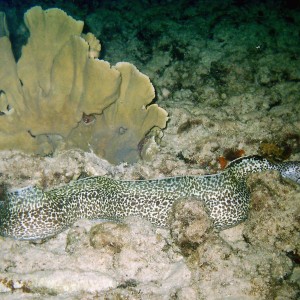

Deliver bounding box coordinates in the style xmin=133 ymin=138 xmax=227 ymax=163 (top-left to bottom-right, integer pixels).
xmin=278 ymin=161 xmax=300 ymax=185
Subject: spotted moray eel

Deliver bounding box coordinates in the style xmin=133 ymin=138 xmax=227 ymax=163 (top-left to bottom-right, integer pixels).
xmin=0 ymin=156 xmax=299 ymax=240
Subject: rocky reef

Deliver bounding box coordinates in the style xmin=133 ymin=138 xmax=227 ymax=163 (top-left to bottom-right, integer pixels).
xmin=0 ymin=0 xmax=299 ymax=299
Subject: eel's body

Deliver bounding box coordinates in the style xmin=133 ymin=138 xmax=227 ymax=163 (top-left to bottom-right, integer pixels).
xmin=0 ymin=156 xmax=299 ymax=240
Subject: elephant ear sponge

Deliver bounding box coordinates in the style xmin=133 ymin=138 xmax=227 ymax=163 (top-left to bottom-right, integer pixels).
xmin=0 ymin=6 xmax=168 ymax=163
xmin=65 ymin=62 xmax=168 ymax=163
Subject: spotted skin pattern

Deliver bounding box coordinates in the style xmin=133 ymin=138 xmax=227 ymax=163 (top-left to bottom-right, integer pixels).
xmin=0 ymin=156 xmax=299 ymax=240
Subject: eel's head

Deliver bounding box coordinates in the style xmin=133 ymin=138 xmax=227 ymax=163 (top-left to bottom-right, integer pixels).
xmin=277 ymin=161 xmax=300 ymax=185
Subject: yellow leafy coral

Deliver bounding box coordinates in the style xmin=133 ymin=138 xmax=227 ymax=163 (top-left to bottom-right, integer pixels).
xmin=0 ymin=6 xmax=168 ymax=163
